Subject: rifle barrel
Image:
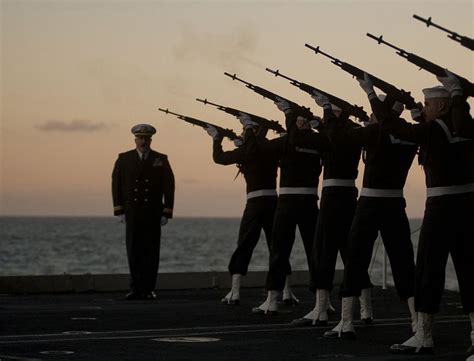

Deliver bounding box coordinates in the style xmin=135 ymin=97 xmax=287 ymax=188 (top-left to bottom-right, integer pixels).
xmin=366 ymin=33 xmax=405 ymax=53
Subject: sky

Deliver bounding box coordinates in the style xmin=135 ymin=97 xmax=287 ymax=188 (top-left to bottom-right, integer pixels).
xmin=1 ymin=0 xmax=473 ymax=217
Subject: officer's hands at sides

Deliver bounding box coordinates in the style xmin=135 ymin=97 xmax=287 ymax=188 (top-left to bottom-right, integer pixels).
xmin=274 ymin=98 xmax=291 ymax=114
xmin=117 ymin=214 xmax=125 ymax=224
xmin=437 ymin=70 xmax=462 ymax=97
xmin=205 ymin=125 xmax=219 ymax=140
xmin=237 ymin=114 xmax=258 ymax=129
xmin=311 ymin=90 xmax=330 ymax=108
xmin=358 ymin=73 xmax=375 ymax=95
xmin=160 ymin=216 xmax=169 ymax=226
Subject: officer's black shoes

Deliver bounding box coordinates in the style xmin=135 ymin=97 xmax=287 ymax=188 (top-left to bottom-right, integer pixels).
xmin=291 ymin=317 xmax=328 ymax=327
xmin=125 ymin=291 xmax=143 ymax=300
xmin=361 ymin=317 xmax=373 ymax=325
xmin=251 ymin=307 xmax=278 ymax=315
xmin=143 ymin=291 xmax=157 ymax=300
xmin=323 ymin=330 xmax=356 ymax=339
xmin=389 ymin=344 xmax=434 ymax=355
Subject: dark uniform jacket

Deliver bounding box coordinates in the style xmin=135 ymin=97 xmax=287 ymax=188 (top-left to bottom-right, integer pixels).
xmin=326 ymin=98 xmax=418 ymax=190
xmin=212 ymin=129 xmax=278 ymax=194
xmin=112 ymin=149 xmax=175 ymax=218
xmin=380 ymin=95 xmax=474 ymax=188
xmin=294 ymin=109 xmax=361 ymax=181
xmin=258 ymin=112 xmax=329 ymax=191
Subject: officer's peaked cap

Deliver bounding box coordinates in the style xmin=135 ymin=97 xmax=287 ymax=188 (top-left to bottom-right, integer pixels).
xmin=131 ymin=124 xmax=156 ymax=137
xmin=422 ymin=86 xmax=450 ymax=100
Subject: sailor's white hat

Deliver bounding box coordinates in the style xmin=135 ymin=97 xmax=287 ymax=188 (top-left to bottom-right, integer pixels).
xmin=422 ymin=85 xmax=450 ymax=99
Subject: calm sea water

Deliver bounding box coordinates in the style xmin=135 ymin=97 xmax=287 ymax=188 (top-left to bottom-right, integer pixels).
xmin=0 ymin=217 xmax=458 ymax=291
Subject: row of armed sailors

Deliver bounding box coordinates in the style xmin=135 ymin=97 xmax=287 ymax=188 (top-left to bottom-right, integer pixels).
xmin=205 ymin=71 xmax=474 ymax=357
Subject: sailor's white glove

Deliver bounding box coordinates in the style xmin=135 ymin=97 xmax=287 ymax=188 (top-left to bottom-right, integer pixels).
xmin=358 ymin=72 xmax=375 ymax=96
xmin=237 ymin=113 xmax=258 ymax=129
xmin=309 ymin=117 xmax=321 ymax=129
xmin=206 ymin=125 xmax=219 ymax=140
xmin=311 ymin=90 xmax=330 ymax=108
xmin=274 ymin=98 xmax=291 ymax=114
xmin=160 ymin=216 xmax=169 ymax=226
xmin=436 ymin=70 xmax=462 ymax=97
xmin=117 ymin=214 xmax=125 ymax=224
xmin=233 ymin=138 xmax=244 ymax=147
xmin=410 ymin=108 xmax=423 ymax=121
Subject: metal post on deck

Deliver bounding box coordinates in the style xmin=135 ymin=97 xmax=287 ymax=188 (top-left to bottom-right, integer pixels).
xmin=382 ymin=242 xmax=387 ymax=290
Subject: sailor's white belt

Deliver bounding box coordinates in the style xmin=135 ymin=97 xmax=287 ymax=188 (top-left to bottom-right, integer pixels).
xmin=322 ymin=179 xmax=356 ymax=188
xmin=279 ymin=187 xmax=317 ymax=195
xmin=246 ymin=189 xmax=278 ymax=200
xmin=427 ymin=182 xmax=474 ymax=198
xmin=360 ymin=187 xmax=404 ymax=198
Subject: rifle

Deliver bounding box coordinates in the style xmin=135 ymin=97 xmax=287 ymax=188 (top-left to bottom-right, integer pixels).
xmin=265 ymin=67 xmax=369 ymax=122
xmin=413 ymin=14 xmax=474 ymax=51
xmin=223 ymin=72 xmax=315 ymax=120
xmin=158 ymin=108 xmax=239 ymax=141
xmin=305 ymin=44 xmax=419 ymax=110
xmin=195 ymin=98 xmax=285 ymax=133
xmin=367 ymin=33 xmax=474 ymax=97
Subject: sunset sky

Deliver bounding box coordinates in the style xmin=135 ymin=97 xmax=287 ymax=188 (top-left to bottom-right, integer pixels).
xmin=1 ymin=0 xmax=473 ymax=217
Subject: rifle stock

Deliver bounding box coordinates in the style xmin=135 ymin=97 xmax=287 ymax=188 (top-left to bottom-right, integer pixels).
xmin=224 ymin=72 xmax=315 ymax=120
xmin=196 ymin=98 xmax=285 ymax=133
xmin=158 ymin=107 xmax=239 ymax=141
xmin=266 ymin=67 xmax=369 ymax=121
xmin=367 ymin=33 xmax=474 ymax=97
xmin=305 ymin=44 xmax=418 ymax=109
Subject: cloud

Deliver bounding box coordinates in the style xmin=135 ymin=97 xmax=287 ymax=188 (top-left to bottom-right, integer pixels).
xmin=36 ymin=119 xmax=112 ymax=132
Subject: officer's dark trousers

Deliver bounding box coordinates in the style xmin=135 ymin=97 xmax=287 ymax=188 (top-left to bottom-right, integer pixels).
xmin=228 ymin=196 xmax=278 ymax=275
xmin=125 ymin=208 xmax=161 ymax=294
xmin=266 ymin=194 xmax=319 ymax=291
xmin=415 ymin=192 xmax=474 ymax=314
xmin=310 ymin=187 xmax=361 ymax=292
xmin=340 ymin=197 xmax=415 ymax=301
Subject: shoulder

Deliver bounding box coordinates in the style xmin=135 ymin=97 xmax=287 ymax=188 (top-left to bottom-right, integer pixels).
xmin=117 ymin=149 xmax=136 ymax=159
xmin=150 ymin=150 xmax=168 ymax=160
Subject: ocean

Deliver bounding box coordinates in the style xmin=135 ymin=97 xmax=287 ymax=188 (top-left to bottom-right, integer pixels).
xmin=0 ymin=217 xmax=459 ymax=291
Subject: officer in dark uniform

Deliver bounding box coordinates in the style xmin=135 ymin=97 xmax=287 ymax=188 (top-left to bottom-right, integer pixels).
xmin=252 ymin=100 xmax=330 ymax=314
xmin=291 ymin=99 xmax=366 ymax=326
xmin=320 ymin=76 xmax=418 ymax=338
xmin=112 ymin=124 xmax=175 ymax=300
xmin=205 ymin=118 xmax=280 ymax=305
xmin=386 ymin=74 xmax=474 ymax=356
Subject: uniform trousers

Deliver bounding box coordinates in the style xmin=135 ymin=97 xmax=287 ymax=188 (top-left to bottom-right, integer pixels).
xmin=228 ymin=196 xmax=278 ymax=275
xmin=340 ymin=196 xmax=415 ymax=301
xmin=309 ymin=187 xmax=366 ymax=292
xmin=125 ymin=207 xmax=162 ymax=294
xmin=415 ymin=192 xmax=474 ymax=313
xmin=266 ymin=194 xmax=319 ymax=291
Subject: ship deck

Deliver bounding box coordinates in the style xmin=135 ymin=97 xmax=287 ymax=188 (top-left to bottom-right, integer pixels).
xmin=0 ymin=280 xmax=471 ymax=361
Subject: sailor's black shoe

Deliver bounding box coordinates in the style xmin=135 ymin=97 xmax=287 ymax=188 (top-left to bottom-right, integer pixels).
xmin=251 ymin=307 xmax=277 ymax=315
xmin=323 ymin=330 xmax=356 ymax=339
xmin=221 ymin=298 xmax=240 ymax=305
xmin=361 ymin=317 xmax=373 ymax=325
xmin=292 ymin=318 xmax=327 ymax=327
xmin=143 ymin=291 xmax=157 ymax=300
xmin=389 ymin=344 xmax=434 ymax=355
xmin=282 ymin=298 xmax=299 ymax=306
xmin=125 ymin=291 xmax=143 ymax=300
